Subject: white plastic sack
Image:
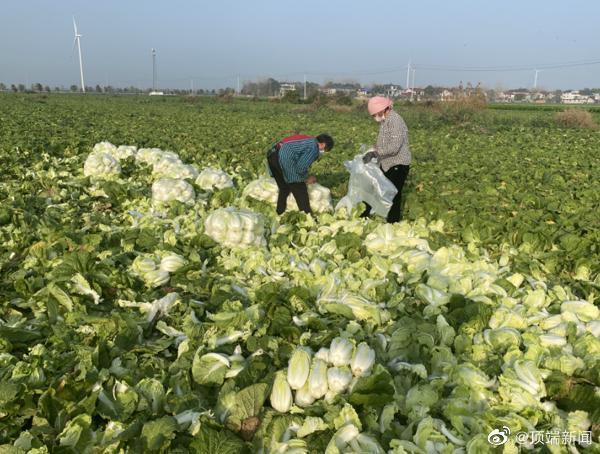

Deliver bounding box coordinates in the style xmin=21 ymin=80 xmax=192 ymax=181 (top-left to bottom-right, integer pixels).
xmin=335 ymin=151 xmax=397 ymax=218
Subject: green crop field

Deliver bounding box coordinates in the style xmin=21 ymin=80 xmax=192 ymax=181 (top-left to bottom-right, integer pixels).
xmin=0 ymin=93 xmax=598 ymax=452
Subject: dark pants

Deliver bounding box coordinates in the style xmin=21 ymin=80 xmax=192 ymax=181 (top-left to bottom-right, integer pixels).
xmin=362 ymin=164 xmax=410 ymax=223
xmin=267 ymin=151 xmax=312 ymax=215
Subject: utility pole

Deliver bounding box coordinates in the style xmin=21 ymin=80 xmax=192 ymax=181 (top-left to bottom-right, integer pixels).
xmin=237 ymin=75 xmax=240 ymax=95
xmin=303 ymin=74 xmax=307 ymax=100
xmin=533 ymin=69 xmax=539 ymax=90
xmin=152 ymin=48 xmax=157 ymax=92
xmin=411 ymin=68 xmax=416 ymax=102
xmin=190 ymin=79 xmax=194 ymax=94
xmin=405 ymin=59 xmax=411 ymax=91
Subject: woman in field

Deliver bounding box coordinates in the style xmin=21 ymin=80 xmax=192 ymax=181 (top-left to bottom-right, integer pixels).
xmin=267 ymin=133 xmax=334 ymax=214
xmin=362 ymin=96 xmax=411 ymax=223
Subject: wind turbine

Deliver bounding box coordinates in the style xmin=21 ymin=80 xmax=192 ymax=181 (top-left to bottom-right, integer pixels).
xmin=72 ymin=17 xmax=85 ymax=92
xmin=533 ymin=69 xmax=541 ymax=91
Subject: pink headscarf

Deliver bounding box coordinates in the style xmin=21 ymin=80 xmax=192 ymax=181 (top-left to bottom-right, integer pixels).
xmin=367 ymin=96 xmax=392 ymax=115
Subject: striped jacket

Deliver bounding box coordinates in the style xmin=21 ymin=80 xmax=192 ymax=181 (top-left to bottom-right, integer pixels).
xmin=375 ymin=110 xmax=411 ymax=171
xmin=271 ymin=135 xmax=320 ymax=183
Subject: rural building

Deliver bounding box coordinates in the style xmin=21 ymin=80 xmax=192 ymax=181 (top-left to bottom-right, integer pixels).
xmin=561 ymin=91 xmax=594 ymax=104
xmin=356 ymin=88 xmax=370 ymax=100
xmin=321 ymin=88 xmax=338 ymax=95
xmin=398 ymin=88 xmax=424 ymax=101
xmin=531 ymin=92 xmax=547 ymax=104
xmin=279 ymin=83 xmax=296 ymax=98
xmin=440 ymin=89 xmax=455 ymax=102
xmin=385 ymin=85 xmax=403 ymax=98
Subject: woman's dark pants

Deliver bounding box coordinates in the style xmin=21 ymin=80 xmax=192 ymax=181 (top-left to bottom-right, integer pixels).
xmin=267 ymin=151 xmax=312 ymax=215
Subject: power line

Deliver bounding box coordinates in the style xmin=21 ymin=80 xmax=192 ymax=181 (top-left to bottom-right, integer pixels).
xmin=414 ymin=59 xmax=600 ymax=72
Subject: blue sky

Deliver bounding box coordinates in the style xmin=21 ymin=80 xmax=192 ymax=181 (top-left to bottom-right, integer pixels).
xmin=1 ymin=0 xmax=599 ymax=90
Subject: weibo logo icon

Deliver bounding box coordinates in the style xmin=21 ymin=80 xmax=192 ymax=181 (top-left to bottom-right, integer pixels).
xmin=488 ymin=426 xmax=511 ymax=446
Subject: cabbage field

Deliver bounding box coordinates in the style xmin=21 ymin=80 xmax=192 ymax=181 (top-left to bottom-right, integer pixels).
xmin=0 ymin=94 xmax=598 ymax=453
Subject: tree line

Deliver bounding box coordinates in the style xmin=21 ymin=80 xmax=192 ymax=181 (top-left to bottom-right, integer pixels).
xmin=0 ymin=83 xmax=239 ymax=95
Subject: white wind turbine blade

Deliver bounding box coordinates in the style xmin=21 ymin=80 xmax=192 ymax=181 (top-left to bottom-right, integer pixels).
xmin=73 ymin=16 xmax=78 ymax=36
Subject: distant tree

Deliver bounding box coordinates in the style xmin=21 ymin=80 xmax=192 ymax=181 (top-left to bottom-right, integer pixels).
xmin=333 ymin=91 xmax=353 ymax=106
xmin=217 ymin=88 xmax=231 ymax=95
xmin=33 ymin=83 xmax=43 ymax=92
xmin=423 ymin=85 xmax=437 ymax=97
xmin=95 ymin=84 xmax=103 ymax=93
xmin=44 ymin=85 xmax=51 ymax=92
xmin=304 ymin=82 xmax=320 ymax=99
xmin=54 ymin=86 xmax=61 ymax=92
xmin=324 ymin=80 xmax=360 ymax=90
xmin=580 ymin=88 xmax=593 ymax=96
xmin=370 ymin=84 xmax=387 ymax=95
xmin=70 ymin=85 xmax=78 ymax=92
xmin=308 ymin=90 xmax=328 ymax=106
xmin=257 ymin=78 xmax=278 ymax=97
xmin=0 ymin=83 xmax=6 ymax=91
xmin=198 ymin=89 xmax=205 ymax=95
xmin=241 ymin=81 xmax=257 ymax=96
xmin=281 ymin=90 xmax=301 ymax=103
xmin=18 ymin=84 xmax=25 ymax=92
xmin=11 ymin=84 xmax=18 ymax=92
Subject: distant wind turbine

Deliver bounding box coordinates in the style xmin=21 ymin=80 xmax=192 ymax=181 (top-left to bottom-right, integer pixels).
xmin=72 ymin=17 xmax=85 ymax=92
xmin=533 ymin=69 xmax=541 ymax=90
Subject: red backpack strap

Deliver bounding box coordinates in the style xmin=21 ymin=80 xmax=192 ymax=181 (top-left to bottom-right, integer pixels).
xmin=276 ymin=134 xmax=314 ymax=150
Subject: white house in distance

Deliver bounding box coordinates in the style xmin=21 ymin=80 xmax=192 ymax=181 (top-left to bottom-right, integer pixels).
xmin=440 ymin=89 xmax=454 ymax=102
xmin=321 ymin=87 xmax=338 ymax=95
xmin=356 ymin=88 xmax=370 ymax=100
xmin=561 ymin=91 xmax=595 ymax=104
xmin=279 ymin=83 xmax=296 ymax=97
xmin=385 ymin=85 xmax=403 ymax=98
xmin=495 ymin=91 xmax=529 ymax=102
xmin=399 ymin=88 xmax=424 ymax=101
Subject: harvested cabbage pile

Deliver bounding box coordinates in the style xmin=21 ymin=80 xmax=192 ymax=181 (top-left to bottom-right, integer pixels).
xmin=130 ymin=252 xmax=187 ymax=288
xmin=204 ymin=207 xmax=266 ymax=248
xmin=243 ymin=177 xmax=279 ymax=203
xmin=92 ymin=141 xmax=137 ymax=161
xmin=136 ymin=147 xmax=169 ymax=166
xmin=270 ymin=338 xmax=377 ymax=413
xmin=152 ymin=156 xmax=198 ymax=180
xmin=83 ymin=151 xmax=121 ymax=178
xmin=196 ymin=168 xmax=234 ymax=191
xmin=114 ymin=145 xmax=138 ymax=160
xmin=151 ymin=178 xmax=195 ymax=204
